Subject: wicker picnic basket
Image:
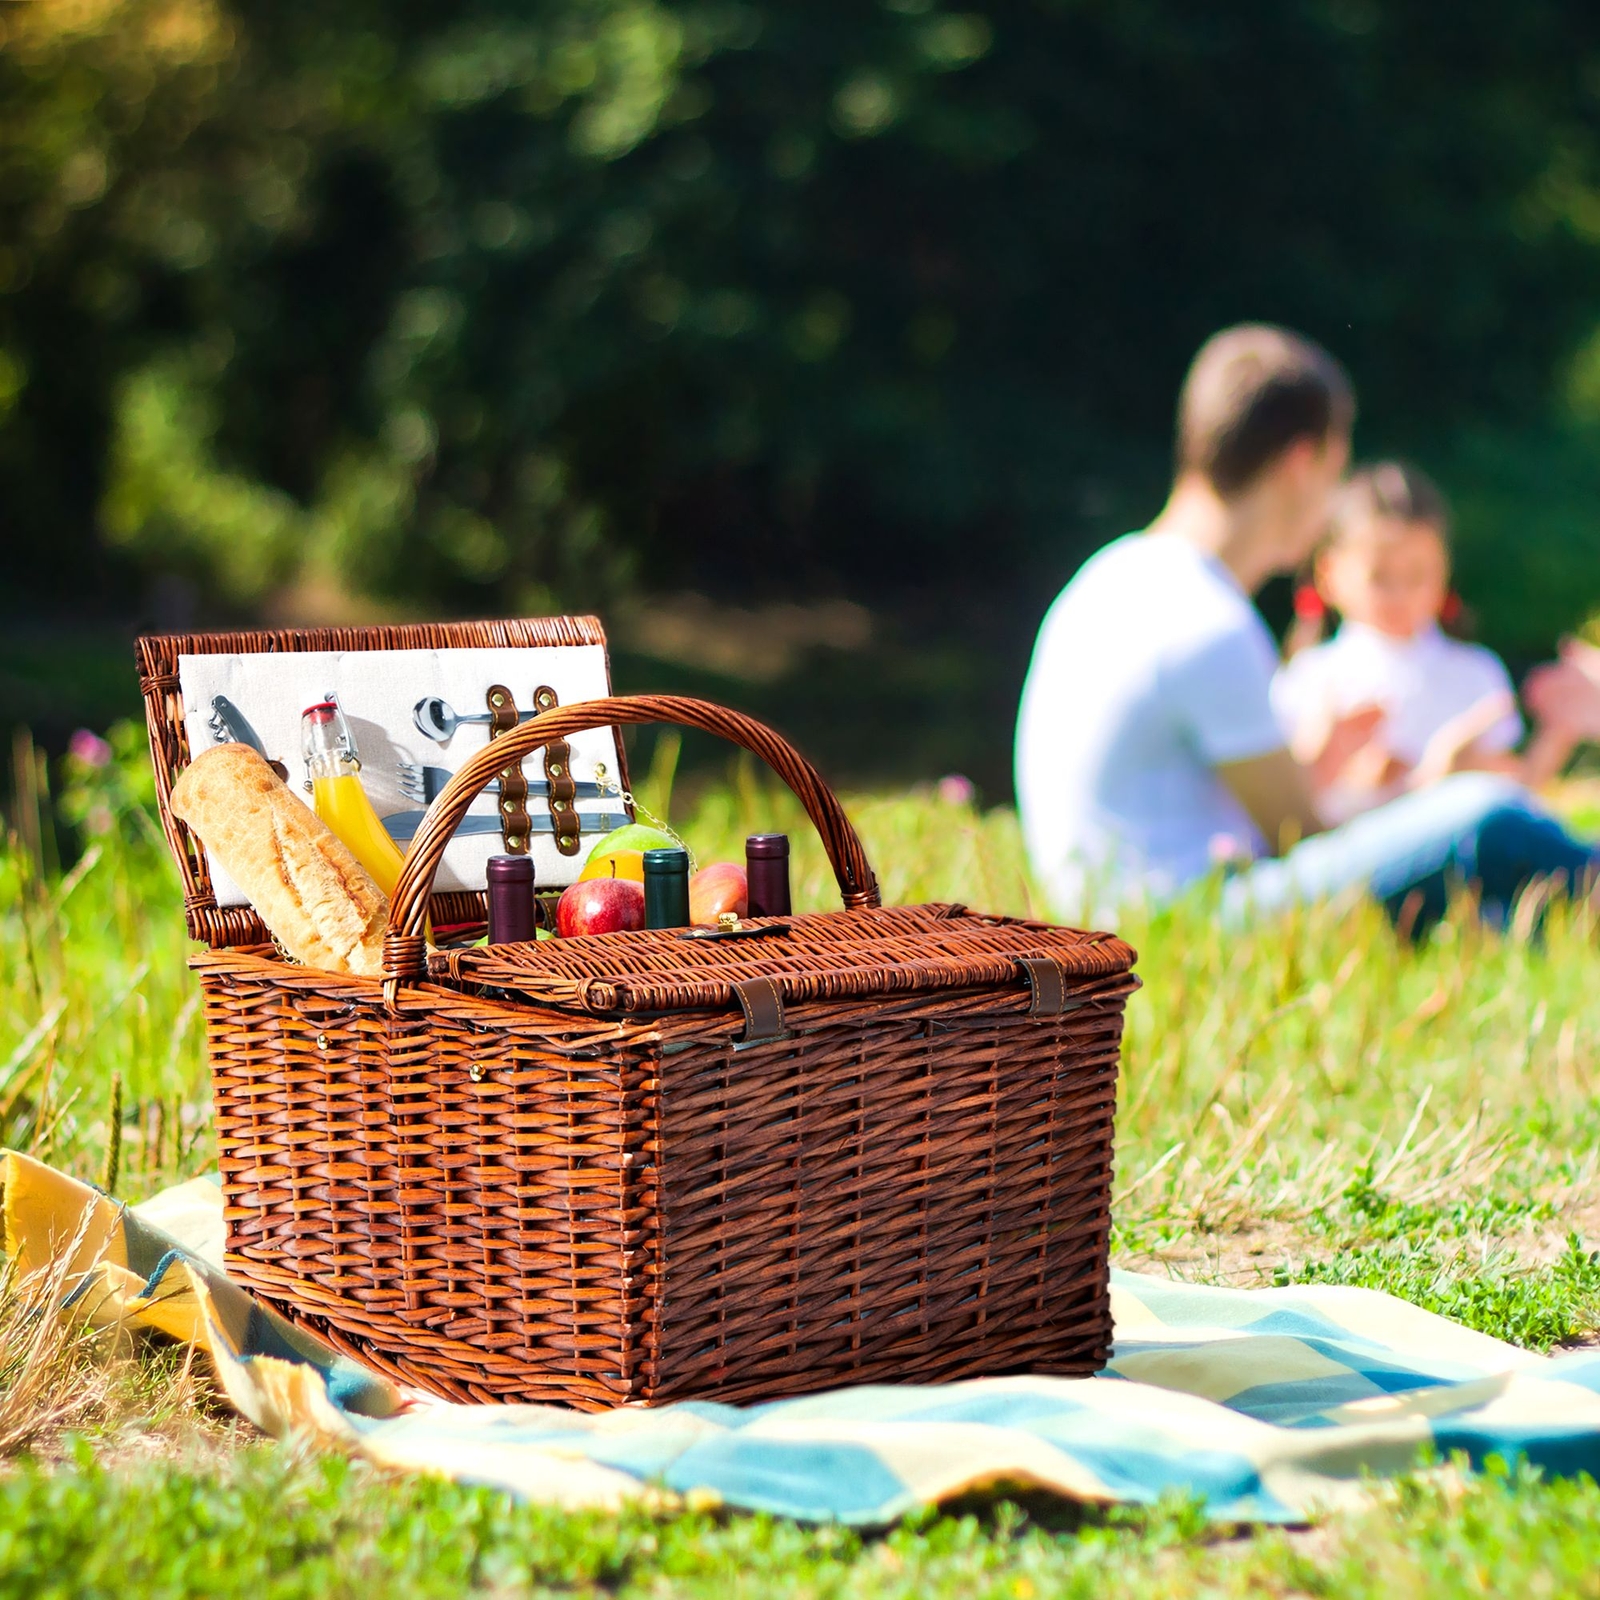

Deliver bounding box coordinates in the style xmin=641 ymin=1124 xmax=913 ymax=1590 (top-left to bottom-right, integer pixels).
xmin=139 ymin=619 xmax=1138 ymax=1409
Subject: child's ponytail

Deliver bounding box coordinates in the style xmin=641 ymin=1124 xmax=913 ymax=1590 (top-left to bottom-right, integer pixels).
xmin=1284 ymin=571 xmax=1329 ymax=659
xmin=1440 ymin=588 xmax=1476 ymax=641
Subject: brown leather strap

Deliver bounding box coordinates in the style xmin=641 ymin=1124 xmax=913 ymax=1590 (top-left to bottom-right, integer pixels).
xmin=486 ymin=684 xmax=531 ymax=855
xmin=1017 ymin=954 xmax=1074 ymax=1018
xmin=532 ymin=684 xmax=582 ymax=857
xmin=733 ymin=976 xmax=788 ymax=1045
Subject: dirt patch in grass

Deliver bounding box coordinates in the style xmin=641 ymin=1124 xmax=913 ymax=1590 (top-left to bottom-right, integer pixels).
xmin=1115 ymin=1217 xmax=1313 ymax=1287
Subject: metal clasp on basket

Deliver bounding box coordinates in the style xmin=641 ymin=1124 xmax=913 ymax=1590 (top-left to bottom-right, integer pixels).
xmin=677 ymin=916 xmax=792 ymax=944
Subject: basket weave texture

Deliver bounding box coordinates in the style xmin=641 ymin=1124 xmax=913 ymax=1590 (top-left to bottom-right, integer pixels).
xmin=143 ymin=625 xmax=1137 ymax=1409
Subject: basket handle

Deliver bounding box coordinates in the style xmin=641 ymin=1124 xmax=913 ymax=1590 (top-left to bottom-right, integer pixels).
xmin=382 ymin=694 xmax=880 ymax=988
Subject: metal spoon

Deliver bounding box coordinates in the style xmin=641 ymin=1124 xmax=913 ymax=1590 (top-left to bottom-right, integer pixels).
xmin=413 ymin=695 xmax=538 ymax=743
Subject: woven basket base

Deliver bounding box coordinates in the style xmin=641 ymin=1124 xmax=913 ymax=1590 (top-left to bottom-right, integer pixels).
xmin=230 ymin=1254 xmax=1114 ymax=1410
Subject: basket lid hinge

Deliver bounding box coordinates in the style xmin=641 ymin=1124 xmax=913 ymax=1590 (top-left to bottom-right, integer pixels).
xmin=732 ymin=976 xmax=790 ymax=1049
xmin=1016 ymin=955 xmax=1084 ymax=1019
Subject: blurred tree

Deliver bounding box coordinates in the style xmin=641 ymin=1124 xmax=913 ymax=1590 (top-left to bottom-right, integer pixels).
xmin=4 ymin=0 xmax=1600 ymax=655
xmin=0 ymin=0 xmax=235 ymax=598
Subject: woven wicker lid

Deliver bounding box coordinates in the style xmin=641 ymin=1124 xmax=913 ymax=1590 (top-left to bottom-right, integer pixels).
xmin=428 ymin=903 xmax=1136 ymax=1017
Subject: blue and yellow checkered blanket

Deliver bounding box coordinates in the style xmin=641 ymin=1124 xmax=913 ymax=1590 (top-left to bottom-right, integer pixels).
xmin=7 ymin=1150 xmax=1597 ymax=1524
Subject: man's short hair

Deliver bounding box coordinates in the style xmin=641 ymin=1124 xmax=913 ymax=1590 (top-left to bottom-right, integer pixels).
xmin=1177 ymin=325 xmax=1355 ymax=497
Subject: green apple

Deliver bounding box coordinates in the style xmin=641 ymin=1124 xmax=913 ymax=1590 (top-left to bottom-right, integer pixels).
xmin=580 ymin=822 xmax=680 ymax=882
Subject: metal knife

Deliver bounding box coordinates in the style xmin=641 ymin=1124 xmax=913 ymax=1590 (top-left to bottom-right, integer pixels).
xmin=400 ymin=761 xmax=607 ymax=804
xmin=381 ymin=810 xmax=630 ymax=844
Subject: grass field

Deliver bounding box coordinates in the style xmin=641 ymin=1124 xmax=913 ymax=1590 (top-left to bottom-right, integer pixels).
xmin=5 ymin=725 xmax=1600 ymax=1595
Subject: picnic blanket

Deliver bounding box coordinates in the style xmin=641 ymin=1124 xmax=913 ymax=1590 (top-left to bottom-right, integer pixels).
xmin=8 ymin=1148 xmax=1600 ymax=1525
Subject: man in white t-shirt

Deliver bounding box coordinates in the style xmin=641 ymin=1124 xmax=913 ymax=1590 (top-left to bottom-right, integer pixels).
xmin=1016 ymin=325 xmax=1596 ymax=928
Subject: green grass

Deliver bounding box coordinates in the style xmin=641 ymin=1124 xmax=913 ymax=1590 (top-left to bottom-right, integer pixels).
xmin=1277 ymin=1232 xmax=1600 ymax=1352
xmin=10 ymin=1447 xmax=1600 ymax=1598
xmin=5 ymin=725 xmax=1600 ymax=1595
xmin=1 ymin=724 xmax=208 ymax=1190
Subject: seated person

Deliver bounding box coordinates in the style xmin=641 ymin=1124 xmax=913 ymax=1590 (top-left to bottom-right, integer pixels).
xmin=1529 ymin=638 xmax=1600 ymax=740
xmin=1014 ymin=323 xmax=1595 ymax=930
xmin=1272 ymin=462 xmax=1578 ymax=822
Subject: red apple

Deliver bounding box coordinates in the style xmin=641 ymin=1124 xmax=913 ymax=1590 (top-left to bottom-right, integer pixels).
xmin=689 ymin=862 xmax=748 ymax=926
xmin=556 ymin=877 xmax=645 ymax=936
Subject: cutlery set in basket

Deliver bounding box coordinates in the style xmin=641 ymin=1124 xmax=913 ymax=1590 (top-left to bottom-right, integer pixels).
xmin=139 ymin=617 xmax=1137 ymax=1408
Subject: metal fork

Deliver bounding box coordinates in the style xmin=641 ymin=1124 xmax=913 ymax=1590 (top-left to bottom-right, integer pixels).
xmin=396 ymin=759 xmax=608 ymax=806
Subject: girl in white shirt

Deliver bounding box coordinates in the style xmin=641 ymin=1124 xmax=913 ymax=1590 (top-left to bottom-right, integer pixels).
xmin=1272 ymin=462 xmax=1577 ymax=821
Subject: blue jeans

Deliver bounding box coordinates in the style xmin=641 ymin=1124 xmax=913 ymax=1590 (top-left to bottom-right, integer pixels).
xmin=1223 ymin=774 xmax=1598 ymax=933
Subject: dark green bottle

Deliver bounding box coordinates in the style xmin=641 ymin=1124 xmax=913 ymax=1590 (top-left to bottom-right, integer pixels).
xmin=642 ymin=847 xmax=691 ymax=929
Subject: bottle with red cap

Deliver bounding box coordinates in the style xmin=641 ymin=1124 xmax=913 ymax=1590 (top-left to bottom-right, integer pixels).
xmin=302 ymin=698 xmax=409 ymax=899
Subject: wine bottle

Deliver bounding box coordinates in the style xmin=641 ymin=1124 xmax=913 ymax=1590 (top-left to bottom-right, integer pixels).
xmin=486 ymin=855 xmax=536 ymax=945
xmin=642 ymin=847 xmax=691 ymax=929
xmin=746 ymin=833 xmax=792 ymax=918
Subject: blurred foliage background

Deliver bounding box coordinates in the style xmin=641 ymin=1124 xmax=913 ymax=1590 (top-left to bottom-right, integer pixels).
xmin=4 ymin=0 xmax=1600 ymax=793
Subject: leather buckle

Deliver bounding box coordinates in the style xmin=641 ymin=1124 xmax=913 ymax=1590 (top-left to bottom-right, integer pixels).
xmin=486 ymin=684 xmax=530 ymax=855
xmin=732 ymin=975 xmax=790 ymax=1048
xmin=1016 ymin=954 xmax=1084 ymax=1019
xmin=533 ymin=684 xmax=582 ymax=857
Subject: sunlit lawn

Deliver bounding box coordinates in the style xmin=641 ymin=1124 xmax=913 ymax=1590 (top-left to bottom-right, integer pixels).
xmin=4 ymin=727 xmax=1600 ymax=1596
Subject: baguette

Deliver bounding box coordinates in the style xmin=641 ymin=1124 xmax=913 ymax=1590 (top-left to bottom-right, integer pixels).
xmin=170 ymin=744 xmax=389 ymax=977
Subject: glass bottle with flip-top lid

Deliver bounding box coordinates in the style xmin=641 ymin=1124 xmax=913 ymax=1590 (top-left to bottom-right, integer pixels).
xmin=302 ymin=697 xmax=409 ymax=899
